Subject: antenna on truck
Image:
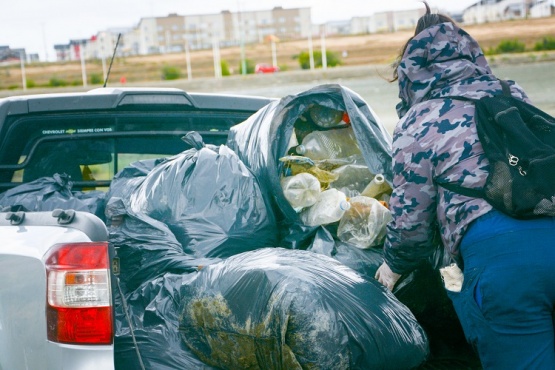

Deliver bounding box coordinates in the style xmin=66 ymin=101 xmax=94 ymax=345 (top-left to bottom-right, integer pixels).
xmin=103 ymin=33 xmax=122 ymax=88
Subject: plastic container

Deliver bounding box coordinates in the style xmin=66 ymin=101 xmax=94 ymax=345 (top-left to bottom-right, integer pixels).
xmin=296 ymin=127 xmax=361 ymax=160
xmin=300 ymin=188 xmax=351 ymax=226
xmin=281 ymin=173 xmax=321 ymax=212
xmin=361 ymin=174 xmax=391 ymax=199
xmin=330 ymin=164 xmax=374 ymax=197
xmin=337 ymin=196 xmax=392 ymax=249
xmin=309 ymin=105 xmax=345 ymax=128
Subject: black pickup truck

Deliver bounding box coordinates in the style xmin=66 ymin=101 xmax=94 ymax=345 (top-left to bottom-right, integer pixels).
xmin=0 ymin=88 xmax=274 ymax=194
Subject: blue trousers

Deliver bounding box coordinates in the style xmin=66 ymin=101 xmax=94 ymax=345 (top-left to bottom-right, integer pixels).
xmin=448 ymin=210 xmax=555 ymax=369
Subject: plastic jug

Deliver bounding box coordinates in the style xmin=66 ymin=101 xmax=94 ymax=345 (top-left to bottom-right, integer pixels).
xmin=296 ymin=127 xmax=361 ymax=160
xmin=281 ymin=173 xmax=321 ymax=212
xmin=361 ymin=174 xmax=391 ymax=199
xmin=300 ymin=188 xmax=351 ymax=226
xmin=337 ymin=196 xmax=392 ymax=249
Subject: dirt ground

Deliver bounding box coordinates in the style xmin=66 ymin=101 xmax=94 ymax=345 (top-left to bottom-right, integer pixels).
xmin=1 ymin=16 xmax=554 ymax=91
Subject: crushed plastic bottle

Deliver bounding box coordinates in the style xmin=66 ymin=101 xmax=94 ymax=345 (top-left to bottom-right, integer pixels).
xmin=300 ymin=188 xmax=351 ymax=226
xmin=281 ymin=173 xmax=321 ymax=212
xmin=296 ymin=127 xmax=361 ymax=160
xmin=337 ymin=196 xmax=392 ymax=249
xmin=361 ymin=174 xmax=391 ymax=199
xmin=330 ymin=164 xmax=374 ymax=197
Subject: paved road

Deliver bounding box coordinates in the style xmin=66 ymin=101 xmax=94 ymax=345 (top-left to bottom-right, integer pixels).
xmin=171 ymin=60 xmax=555 ymax=134
xmin=2 ymin=60 xmax=553 ymax=134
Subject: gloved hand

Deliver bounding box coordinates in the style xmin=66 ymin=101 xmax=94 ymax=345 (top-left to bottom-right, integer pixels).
xmin=375 ymin=262 xmax=401 ymax=291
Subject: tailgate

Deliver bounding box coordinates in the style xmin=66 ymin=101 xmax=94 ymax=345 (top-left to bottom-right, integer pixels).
xmin=0 ymin=211 xmax=114 ymax=370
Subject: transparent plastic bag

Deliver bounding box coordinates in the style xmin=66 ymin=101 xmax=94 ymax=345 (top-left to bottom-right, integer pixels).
xmin=337 ymin=196 xmax=392 ymax=249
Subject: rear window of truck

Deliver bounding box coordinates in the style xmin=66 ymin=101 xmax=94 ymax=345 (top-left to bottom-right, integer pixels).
xmin=0 ymin=110 xmax=252 ymax=192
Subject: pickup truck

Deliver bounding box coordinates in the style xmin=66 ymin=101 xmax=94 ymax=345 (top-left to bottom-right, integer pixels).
xmin=0 ymin=88 xmax=273 ymax=370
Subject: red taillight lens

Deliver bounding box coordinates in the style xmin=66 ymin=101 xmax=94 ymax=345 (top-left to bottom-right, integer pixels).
xmin=44 ymin=243 xmax=113 ymax=345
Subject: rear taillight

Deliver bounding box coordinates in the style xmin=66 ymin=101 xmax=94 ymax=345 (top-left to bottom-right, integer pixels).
xmin=44 ymin=242 xmax=113 ymax=345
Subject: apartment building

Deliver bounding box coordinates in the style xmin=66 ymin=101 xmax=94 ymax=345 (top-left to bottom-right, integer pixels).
xmin=350 ymin=8 xmax=425 ymax=35
xmin=62 ymin=6 xmax=311 ymax=61
xmin=462 ymin=0 xmax=553 ymax=24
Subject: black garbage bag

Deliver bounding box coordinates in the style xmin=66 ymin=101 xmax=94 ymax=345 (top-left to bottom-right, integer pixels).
xmin=0 ymin=173 xmax=105 ymax=219
xmin=226 ymin=84 xmax=392 ymax=251
xmin=179 ymin=248 xmax=429 ymax=370
xmin=393 ymin=264 xmax=482 ymax=368
xmin=114 ymin=273 xmax=216 ymax=370
xmin=306 ymin=225 xmax=384 ymax=282
xmin=106 ymin=197 xmax=218 ymax=292
xmin=128 ymin=132 xmax=278 ymax=258
xmin=105 ymin=157 xmax=163 ymax=209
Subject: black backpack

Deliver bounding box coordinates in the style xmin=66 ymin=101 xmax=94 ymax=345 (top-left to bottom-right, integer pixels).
xmin=440 ymin=80 xmax=555 ymax=219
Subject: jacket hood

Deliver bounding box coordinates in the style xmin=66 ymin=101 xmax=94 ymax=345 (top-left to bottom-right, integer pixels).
xmin=396 ymin=22 xmax=494 ymax=118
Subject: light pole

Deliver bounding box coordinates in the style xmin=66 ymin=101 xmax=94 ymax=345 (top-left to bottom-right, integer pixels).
xmin=185 ymin=40 xmax=192 ymax=80
xmin=237 ymin=2 xmax=247 ymax=75
xmin=212 ymin=35 xmax=222 ymax=79
xmin=80 ymin=41 xmax=87 ymax=88
xmin=308 ymin=31 xmax=315 ymax=71
xmin=19 ymin=51 xmax=27 ymax=91
xmin=321 ymin=28 xmax=327 ymax=70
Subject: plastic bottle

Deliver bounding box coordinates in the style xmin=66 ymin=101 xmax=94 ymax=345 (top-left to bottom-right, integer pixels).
xmin=300 ymin=188 xmax=351 ymax=226
xmin=280 ymin=173 xmax=321 ymax=212
xmin=361 ymin=174 xmax=391 ymax=199
xmin=309 ymin=105 xmax=345 ymax=128
xmin=330 ymin=164 xmax=374 ymax=196
xmin=296 ymin=127 xmax=361 ymax=160
xmin=337 ymin=196 xmax=392 ymax=249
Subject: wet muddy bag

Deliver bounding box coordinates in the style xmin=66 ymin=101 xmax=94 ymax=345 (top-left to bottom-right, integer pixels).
xmin=179 ymin=248 xmax=429 ymax=370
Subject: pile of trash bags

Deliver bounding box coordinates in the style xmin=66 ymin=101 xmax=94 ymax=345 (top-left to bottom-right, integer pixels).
xmin=0 ymin=83 xmax=480 ymax=368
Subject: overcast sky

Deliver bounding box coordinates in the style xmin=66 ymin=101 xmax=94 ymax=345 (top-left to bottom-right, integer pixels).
xmin=0 ymin=0 xmax=477 ymax=62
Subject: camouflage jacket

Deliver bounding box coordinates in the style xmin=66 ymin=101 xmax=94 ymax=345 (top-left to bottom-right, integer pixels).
xmin=383 ymin=22 xmax=528 ymax=274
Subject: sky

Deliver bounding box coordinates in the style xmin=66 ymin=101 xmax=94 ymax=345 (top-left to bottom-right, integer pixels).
xmin=0 ymin=0 xmax=478 ymax=62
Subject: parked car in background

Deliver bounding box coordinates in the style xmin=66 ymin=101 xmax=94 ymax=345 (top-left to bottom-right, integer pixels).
xmin=255 ymin=63 xmax=280 ymax=74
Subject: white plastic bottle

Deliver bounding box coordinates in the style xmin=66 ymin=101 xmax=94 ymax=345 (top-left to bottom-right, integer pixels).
xmin=296 ymin=127 xmax=361 ymax=160
xmin=337 ymin=196 xmax=392 ymax=249
xmin=361 ymin=174 xmax=391 ymax=198
xmin=280 ymin=173 xmax=321 ymax=212
xmin=300 ymin=188 xmax=351 ymax=226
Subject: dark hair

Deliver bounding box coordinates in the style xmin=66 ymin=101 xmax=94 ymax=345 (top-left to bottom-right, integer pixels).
xmin=390 ymin=1 xmax=457 ymax=81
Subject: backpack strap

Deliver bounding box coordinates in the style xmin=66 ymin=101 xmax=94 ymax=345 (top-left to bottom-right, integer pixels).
xmin=434 ymin=79 xmax=511 ymax=200
xmin=499 ymin=79 xmax=512 ymax=97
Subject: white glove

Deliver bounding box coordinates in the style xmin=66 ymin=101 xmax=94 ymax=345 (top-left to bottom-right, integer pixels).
xmin=375 ymin=262 xmax=401 ymax=291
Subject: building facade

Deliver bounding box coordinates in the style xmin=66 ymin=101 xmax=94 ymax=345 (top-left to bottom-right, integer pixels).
xmin=350 ymin=8 xmax=425 ymax=35
xmin=60 ymin=6 xmax=311 ymax=62
xmin=462 ymin=0 xmax=553 ymax=24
